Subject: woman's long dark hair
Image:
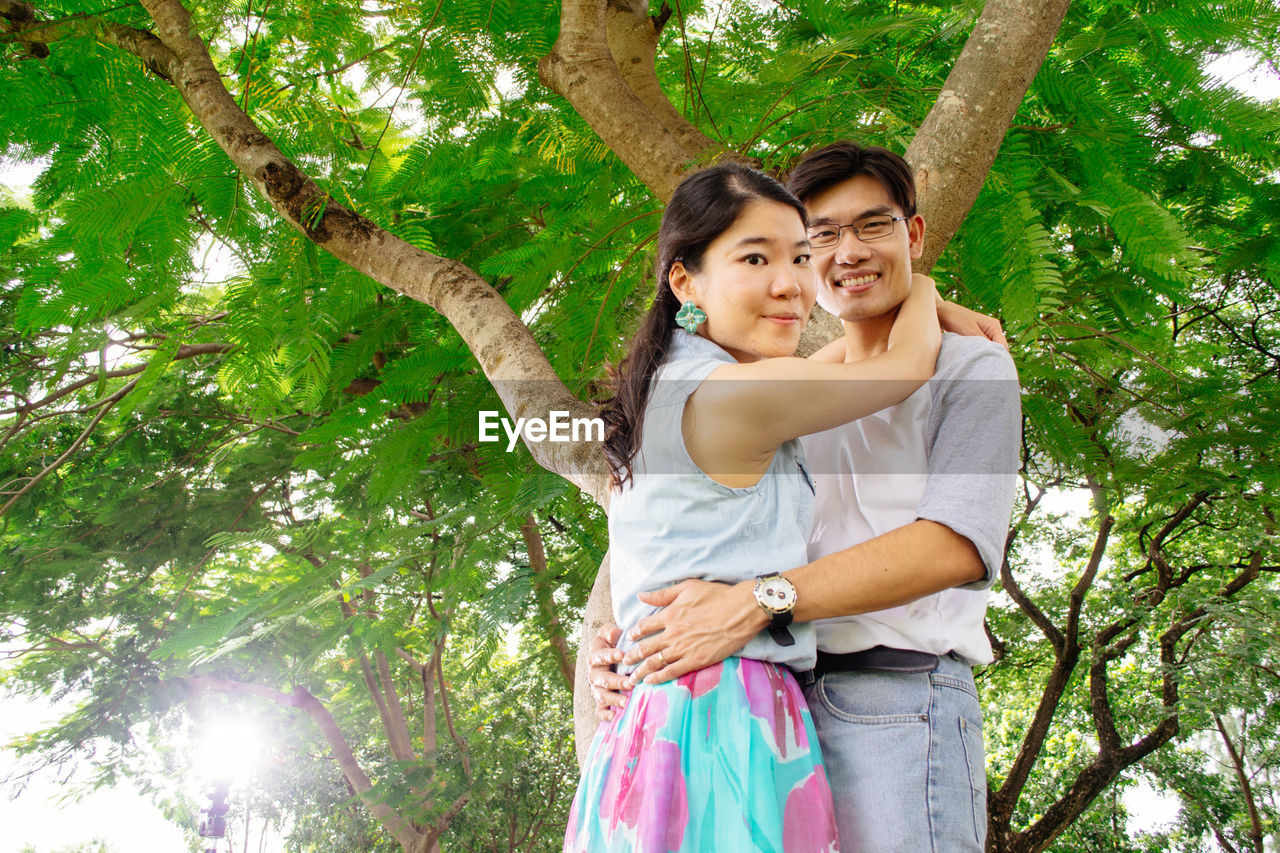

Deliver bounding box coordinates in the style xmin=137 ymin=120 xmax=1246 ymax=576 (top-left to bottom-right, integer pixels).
xmin=602 ymin=163 xmax=807 ymax=487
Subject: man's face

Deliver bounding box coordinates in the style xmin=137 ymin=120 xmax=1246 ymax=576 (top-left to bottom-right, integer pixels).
xmin=804 ymin=174 xmax=925 ymax=323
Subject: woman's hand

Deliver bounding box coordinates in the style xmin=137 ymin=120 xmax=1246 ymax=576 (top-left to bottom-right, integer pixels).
xmin=587 ymin=624 xmax=631 ymax=722
xmin=936 ymin=295 xmax=1008 ymax=346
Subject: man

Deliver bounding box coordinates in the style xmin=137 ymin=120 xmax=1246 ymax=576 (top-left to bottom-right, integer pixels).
xmin=590 ymin=141 xmax=1021 ymax=851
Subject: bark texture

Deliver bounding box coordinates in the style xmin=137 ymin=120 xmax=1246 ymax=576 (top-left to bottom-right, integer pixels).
xmin=604 ymin=0 xmax=715 ymax=156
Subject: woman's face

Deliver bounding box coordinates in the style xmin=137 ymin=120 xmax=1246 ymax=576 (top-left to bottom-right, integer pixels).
xmin=670 ymin=199 xmax=815 ymax=363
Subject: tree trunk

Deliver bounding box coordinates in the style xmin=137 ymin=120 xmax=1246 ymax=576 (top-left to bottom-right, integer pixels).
xmin=574 ymin=553 xmax=614 ymax=765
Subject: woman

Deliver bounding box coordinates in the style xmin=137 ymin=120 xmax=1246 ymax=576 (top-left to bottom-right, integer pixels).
xmin=564 ymin=163 xmax=941 ymax=852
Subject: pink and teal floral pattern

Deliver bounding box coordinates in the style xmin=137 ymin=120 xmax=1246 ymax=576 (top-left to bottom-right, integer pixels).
xmin=565 ymin=657 xmax=840 ymax=852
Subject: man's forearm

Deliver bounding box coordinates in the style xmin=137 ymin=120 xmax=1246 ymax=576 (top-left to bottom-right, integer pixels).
xmin=623 ymin=519 xmax=989 ymax=682
xmin=783 ymin=519 xmax=985 ymax=623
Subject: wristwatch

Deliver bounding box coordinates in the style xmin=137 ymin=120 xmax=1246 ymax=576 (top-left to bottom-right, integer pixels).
xmin=753 ymin=573 xmax=798 ymax=647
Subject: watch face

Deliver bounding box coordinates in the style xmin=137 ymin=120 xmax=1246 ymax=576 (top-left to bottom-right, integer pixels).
xmin=756 ymin=577 xmax=797 ymax=614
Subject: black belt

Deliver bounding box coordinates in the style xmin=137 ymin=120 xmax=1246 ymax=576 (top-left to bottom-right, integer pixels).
xmin=795 ymin=646 xmax=940 ymax=685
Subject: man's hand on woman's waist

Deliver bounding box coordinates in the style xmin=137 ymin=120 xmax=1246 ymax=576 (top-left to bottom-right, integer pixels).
xmin=622 ymin=579 xmax=765 ymax=685
xmin=587 ymin=578 xmax=765 ymax=718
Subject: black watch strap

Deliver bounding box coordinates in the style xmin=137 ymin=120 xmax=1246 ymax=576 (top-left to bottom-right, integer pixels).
xmin=768 ymin=610 xmax=795 ymax=646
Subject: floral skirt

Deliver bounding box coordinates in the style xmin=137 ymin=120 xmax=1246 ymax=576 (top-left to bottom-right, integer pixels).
xmin=564 ymin=657 xmax=840 ymax=853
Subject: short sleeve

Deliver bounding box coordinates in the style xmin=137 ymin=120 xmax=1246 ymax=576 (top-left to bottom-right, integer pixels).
xmin=916 ymin=336 xmax=1022 ymax=589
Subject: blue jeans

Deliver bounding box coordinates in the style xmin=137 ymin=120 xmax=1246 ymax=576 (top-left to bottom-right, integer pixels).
xmin=803 ymin=653 xmax=987 ymax=852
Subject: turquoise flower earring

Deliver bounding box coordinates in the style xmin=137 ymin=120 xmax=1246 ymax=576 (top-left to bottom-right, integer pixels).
xmin=675 ymin=301 xmax=707 ymax=334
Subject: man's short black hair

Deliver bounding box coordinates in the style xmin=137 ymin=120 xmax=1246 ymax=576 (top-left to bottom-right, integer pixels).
xmin=786 ymin=141 xmax=917 ymax=217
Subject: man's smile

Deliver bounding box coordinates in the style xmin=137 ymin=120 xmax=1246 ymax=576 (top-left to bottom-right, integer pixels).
xmin=832 ymin=271 xmax=882 ymax=291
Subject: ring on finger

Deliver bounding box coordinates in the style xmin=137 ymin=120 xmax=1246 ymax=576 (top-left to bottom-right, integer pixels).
xmin=655 ymin=649 xmax=667 ymax=667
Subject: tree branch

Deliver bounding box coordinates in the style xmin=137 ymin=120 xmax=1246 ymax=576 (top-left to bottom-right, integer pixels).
xmin=1066 ymin=515 xmax=1113 ymax=646
xmin=421 ymin=792 xmax=470 ymax=852
xmin=1010 ymin=713 xmax=1179 ymax=853
xmin=25 ymin=0 xmax=609 ymax=503
xmin=330 ymin=564 xmax=419 ymax=768
xmin=1011 ymin=600 xmax=1187 ymax=851
xmin=539 ymin=0 xmax=704 ymax=201
xmin=417 ymin=646 xmax=439 ymax=766
xmin=357 ymin=652 xmax=400 ymax=748
xmin=999 ymin=486 xmax=1064 ymax=653
xmin=374 ymin=649 xmax=418 ymax=763
xmin=1003 ymin=537 xmax=1271 ymax=851
xmin=0 ymin=343 xmax=233 ymax=420
xmin=991 ymin=514 xmax=1112 ymax=841
xmin=604 ymin=0 xmax=717 ymax=155
xmin=521 ymin=515 xmax=576 ymax=689
xmin=1214 ymin=714 xmax=1266 ymax=853
xmin=2 ymin=0 xmax=177 ymax=77
xmin=391 ymin=644 xmax=436 ymax=759
xmin=904 ymin=0 xmax=1073 ymax=272
xmin=0 ymin=378 xmax=138 ymax=517
xmin=433 ymin=639 xmax=470 ymax=781
xmin=1144 ymin=492 xmax=1212 ymax=596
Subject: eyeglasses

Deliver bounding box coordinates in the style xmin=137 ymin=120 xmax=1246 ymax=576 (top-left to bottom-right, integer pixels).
xmin=806 ymin=216 xmax=908 ymax=249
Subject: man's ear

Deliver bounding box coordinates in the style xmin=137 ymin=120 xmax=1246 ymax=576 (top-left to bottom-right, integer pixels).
xmin=668 ymin=261 xmax=698 ymax=304
xmin=907 ymin=214 xmax=926 ymax=261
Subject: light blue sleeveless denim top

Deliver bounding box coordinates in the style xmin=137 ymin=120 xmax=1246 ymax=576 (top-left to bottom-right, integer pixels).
xmin=608 ymin=332 xmax=817 ymax=671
